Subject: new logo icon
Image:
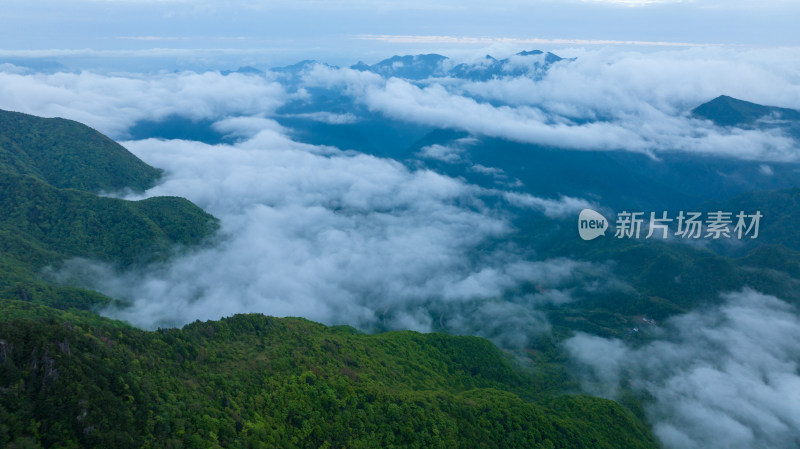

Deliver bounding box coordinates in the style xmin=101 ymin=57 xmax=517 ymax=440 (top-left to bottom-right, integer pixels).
xmin=578 ymin=209 xmax=608 ymax=241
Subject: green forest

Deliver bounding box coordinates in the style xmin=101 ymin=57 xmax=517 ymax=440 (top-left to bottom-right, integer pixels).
xmin=0 ymin=301 xmax=656 ymax=448
xmin=0 ymin=109 xmax=659 ymax=447
xmin=0 ymin=110 xmax=218 ymax=311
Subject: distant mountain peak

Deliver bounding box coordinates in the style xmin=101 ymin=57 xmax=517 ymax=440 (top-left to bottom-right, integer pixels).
xmin=271 ymin=59 xmax=331 ymax=73
xmin=516 ymin=50 xmax=543 ymax=56
xmin=349 ymin=54 xmax=449 ymax=80
xmin=220 ymin=66 xmax=264 ymax=76
xmin=348 ymin=50 xmax=566 ymax=81
xmin=268 ymin=60 xmax=338 ymax=84
xmin=692 ymin=95 xmax=800 ymax=127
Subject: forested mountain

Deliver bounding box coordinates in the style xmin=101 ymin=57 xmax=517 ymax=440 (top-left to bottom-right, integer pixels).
xmin=0 ymin=108 xmax=218 ymax=311
xmin=0 ymin=301 xmax=656 ymax=448
xmin=0 ymin=109 xmax=161 ymax=192
xmin=0 ymin=112 xmax=658 ymax=447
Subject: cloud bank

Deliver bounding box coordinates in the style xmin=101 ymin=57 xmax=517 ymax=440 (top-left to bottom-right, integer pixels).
xmin=0 ymin=58 xmax=616 ymax=345
xmin=48 ymin=128 xmax=590 ymax=346
xmin=302 ymin=47 xmax=800 ymax=161
xmin=1 ymin=47 xmax=798 ymax=161
xmin=566 ymin=289 xmax=800 ymax=449
xmin=0 ymin=70 xmax=285 ymax=137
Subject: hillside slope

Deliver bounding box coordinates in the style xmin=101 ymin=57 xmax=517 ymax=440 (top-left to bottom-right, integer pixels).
xmin=692 ymin=94 xmax=800 ymax=128
xmin=0 ymin=109 xmax=218 ymax=310
xmin=0 ymin=301 xmax=657 ymax=449
xmin=0 ymin=109 xmax=161 ymax=193
xmin=0 ymin=110 xmax=660 ymax=449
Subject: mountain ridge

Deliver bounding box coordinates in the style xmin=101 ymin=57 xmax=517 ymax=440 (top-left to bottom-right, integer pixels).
xmin=0 ymin=108 xmax=659 ymax=449
xmin=0 ymin=109 xmax=162 ymax=193
xmin=0 ymin=108 xmax=219 ymax=311
xmin=0 ymin=300 xmax=658 ymax=448
xmin=692 ymin=94 xmax=800 ymax=127
xmin=264 ymin=49 xmax=566 ymax=81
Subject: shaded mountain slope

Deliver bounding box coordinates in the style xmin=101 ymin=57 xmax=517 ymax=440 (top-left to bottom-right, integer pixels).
xmin=0 ymin=109 xmax=218 ymax=310
xmin=692 ymin=94 xmax=800 ymax=128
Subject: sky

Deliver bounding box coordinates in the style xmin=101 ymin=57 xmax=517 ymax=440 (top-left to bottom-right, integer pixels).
xmin=2 ymin=0 xmax=800 ymax=71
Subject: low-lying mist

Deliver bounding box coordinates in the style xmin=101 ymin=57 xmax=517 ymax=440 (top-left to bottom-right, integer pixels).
xmin=55 ymin=127 xmax=592 ymax=347
xmin=566 ymin=289 xmax=800 ymax=449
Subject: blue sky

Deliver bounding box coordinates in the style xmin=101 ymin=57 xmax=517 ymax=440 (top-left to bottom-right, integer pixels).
xmin=1 ymin=0 xmax=798 ymax=70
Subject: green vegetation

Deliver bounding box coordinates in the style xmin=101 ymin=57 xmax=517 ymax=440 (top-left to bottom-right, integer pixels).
xmin=0 ymin=109 xmax=663 ymax=448
xmin=717 ymin=187 xmax=800 ymax=251
xmin=0 ymin=109 xmax=161 ymax=193
xmin=0 ymin=172 xmax=219 ymax=310
xmin=0 ymin=173 xmax=217 ymax=265
xmin=0 ymin=301 xmax=657 ymax=449
xmin=506 ymin=192 xmax=800 ymax=340
xmin=0 ymin=108 xmax=218 ymax=311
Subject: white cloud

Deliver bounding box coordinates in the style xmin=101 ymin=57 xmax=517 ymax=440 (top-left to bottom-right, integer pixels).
xmin=0 ymin=62 xmax=601 ymax=340
xmin=0 ymin=69 xmax=286 ymax=137
xmin=502 ymin=191 xmax=594 ymax=218
xmin=364 ymin=78 xmax=655 ymax=152
xmin=211 ymin=116 xmax=287 ymax=138
xmin=299 ymin=49 xmax=800 ymax=161
xmin=417 ymin=143 xmax=464 ymax=162
xmin=49 ymin=131 xmax=588 ymax=336
xmin=470 ymin=164 xmax=506 ymax=178
xmin=463 ymin=47 xmax=800 ymax=114
xmin=566 ymin=289 xmax=800 ymax=449
xmin=281 ymin=111 xmax=359 ymax=124
xmin=4 ymin=47 xmax=799 ymax=162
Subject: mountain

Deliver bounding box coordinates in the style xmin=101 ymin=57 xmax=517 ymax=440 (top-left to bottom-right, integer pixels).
xmin=449 ymin=50 xmax=564 ymax=81
xmin=268 ymin=86 xmax=800 ymax=215
xmin=350 ymin=53 xmax=449 ymax=80
xmin=399 ymin=128 xmax=800 ymax=211
xmin=272 ymin=84 xmax=799 ymax=213
xmin=0 ymin=108 xmax=218 ymax=310
xmin=0 ymin=58 xmax=68 ymax=73
xmin=350 ymin=50 xmax=565 ymax=81
xmin=273 ymin=88 xmax=800 ymax=336
xmin=716 ymin=187 xmax=800 ymax=251
xmin=220 ymin=66 xmax=264 ymax=76
xmin=692 ymin=94 xmax=800 ymax=128
xmin=0 ymin=301 xmax=657 ymax=448
xmin=269 ymin=60 xmax=338 ymax=85
xmin=271 ymin=59 xmax=330 ymax=74
xmin=0 ymin=111 xmax=659 ymax=448
xmin=0 ymin=173 xmax=217 ymax=266
xmin=0 ymin=109 xmax=161 ymax=192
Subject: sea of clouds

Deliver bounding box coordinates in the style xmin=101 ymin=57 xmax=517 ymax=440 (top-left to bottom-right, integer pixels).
xmin=2 ymin=46 xmax=800 ymax=449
